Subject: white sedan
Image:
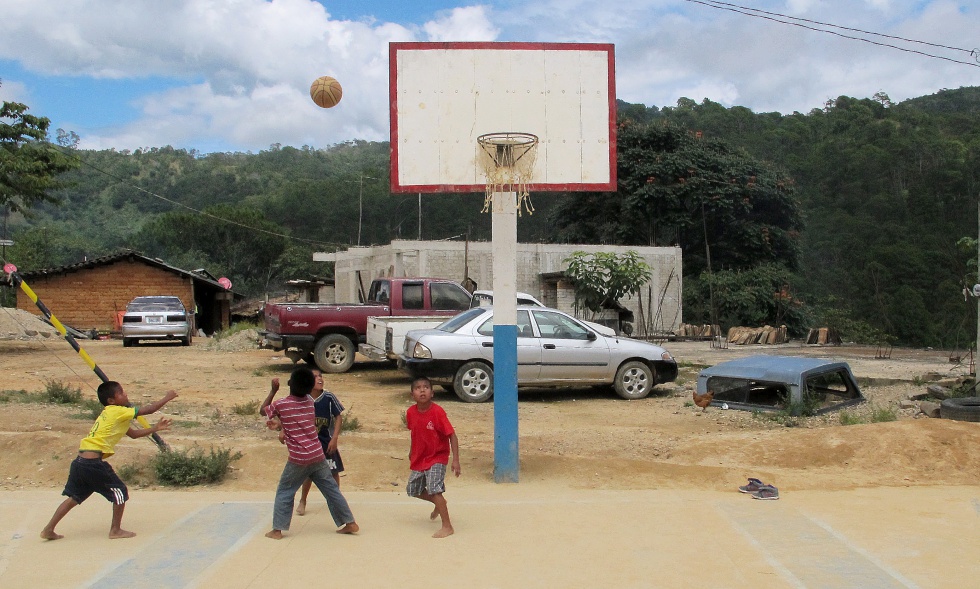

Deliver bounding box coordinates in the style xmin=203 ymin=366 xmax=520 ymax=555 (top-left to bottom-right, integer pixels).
xmin=398 ymin=306 xmax=678 ymax=402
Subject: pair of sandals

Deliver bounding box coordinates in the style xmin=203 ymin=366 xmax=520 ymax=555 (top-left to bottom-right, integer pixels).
xmin=738 ymin=477 xmax=779 ymax=500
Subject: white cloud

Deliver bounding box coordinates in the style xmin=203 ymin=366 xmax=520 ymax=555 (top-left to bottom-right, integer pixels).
xmin=424 ymin=6 xmax=499 ymax=42
xmin=3 ymin=0 xmax=979 ymax=152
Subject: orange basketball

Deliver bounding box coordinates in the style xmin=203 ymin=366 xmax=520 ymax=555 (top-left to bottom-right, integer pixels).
xmin=310 ymin=76 xmax=343 ymax=108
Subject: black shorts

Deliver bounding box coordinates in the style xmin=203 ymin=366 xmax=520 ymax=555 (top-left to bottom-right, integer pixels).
xmin=63 ymin=456 xmax=129 ymax=505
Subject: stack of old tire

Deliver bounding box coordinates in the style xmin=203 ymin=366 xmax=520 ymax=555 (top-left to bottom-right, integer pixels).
xmin=940 ymin=397 xmax=980 ymax=422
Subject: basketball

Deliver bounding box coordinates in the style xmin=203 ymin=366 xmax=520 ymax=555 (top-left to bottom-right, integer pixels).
xmin=310 ymin=76 xmax=343 ymax=108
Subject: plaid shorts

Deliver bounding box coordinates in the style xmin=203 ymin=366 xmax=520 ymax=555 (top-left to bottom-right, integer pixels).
xmin=406 ymin=463 xmax=447 ymax=497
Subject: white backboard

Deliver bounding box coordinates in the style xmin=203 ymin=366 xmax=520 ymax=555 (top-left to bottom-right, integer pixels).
xmin=390 ymin=42 xmax=617 ymax=193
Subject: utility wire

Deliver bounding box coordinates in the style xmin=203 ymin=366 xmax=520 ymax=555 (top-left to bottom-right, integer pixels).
xmin=684 ymin=0 xmax=980 ymax=68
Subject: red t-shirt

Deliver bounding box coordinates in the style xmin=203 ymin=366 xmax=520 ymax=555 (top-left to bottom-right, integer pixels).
xmin=266 ymin=394 xmax=325 ymax=466
xmin=406 ymin=402 xmax=455 ymax=472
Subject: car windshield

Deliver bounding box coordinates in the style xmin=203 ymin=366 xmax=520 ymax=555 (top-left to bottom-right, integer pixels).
xmin=436 ymin=308 xmax=485 ymax=333
xmin=127 ymin=297 xmax=184 ymax=312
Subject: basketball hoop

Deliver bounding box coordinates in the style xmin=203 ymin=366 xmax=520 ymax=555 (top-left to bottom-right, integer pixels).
xmin=477 ymin=132 xmax=538 ymax=215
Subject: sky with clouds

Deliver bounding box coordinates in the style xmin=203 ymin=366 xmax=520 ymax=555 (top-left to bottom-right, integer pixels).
xmin=1 ymin=0 xmax=977 ymax=154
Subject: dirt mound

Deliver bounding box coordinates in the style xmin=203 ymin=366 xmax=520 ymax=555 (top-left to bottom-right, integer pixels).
xmin=206 ymin=328 xmax=262 ymax=352
xmin=0 ymin=308 xmax=60 ymax=341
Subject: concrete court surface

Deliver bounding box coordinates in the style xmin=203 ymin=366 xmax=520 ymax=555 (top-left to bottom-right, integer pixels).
xmin=2 ymin=484 xmax=978 ymax=589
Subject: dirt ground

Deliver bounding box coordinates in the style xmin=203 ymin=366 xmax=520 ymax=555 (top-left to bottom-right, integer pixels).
xmin=2 ymin=333 xmax=979 ymax=495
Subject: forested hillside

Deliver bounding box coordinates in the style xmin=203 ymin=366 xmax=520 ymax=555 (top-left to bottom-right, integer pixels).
xmin=3 ymin=87 xmax=979 ymax=347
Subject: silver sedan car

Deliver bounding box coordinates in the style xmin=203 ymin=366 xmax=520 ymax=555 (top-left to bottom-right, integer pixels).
xmin=398 ymin=306 xmax=678 ymax=402
xmin=121 ymin=295 xmax=193 ymax=347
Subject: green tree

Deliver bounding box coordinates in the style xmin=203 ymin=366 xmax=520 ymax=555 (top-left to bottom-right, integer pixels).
xmin=1 ymin=96 xmax=77 ymax=212
xmin=551 ymin=120 xmax=803 ymax=276
xmin=563 ymin=251 xmax=651 ymax=316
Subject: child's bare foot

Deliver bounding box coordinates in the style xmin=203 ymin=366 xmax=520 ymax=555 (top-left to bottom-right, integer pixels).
xmin=40 ymin=529 xmax=63 ymax=540
xmin=109 ymin=529 xmax=136 ymax=539
xmin=296 ymin=500 xmax=306 ymax=516
xmin=265 ymin=529 xmax=283 ymax=540
xmin=429 ymin=508 xmax=439 ymax=520
xmin=336 ymin=522 xmax=359 ymax=534
xmin=432 ymin=526 xmax=454 ymax=538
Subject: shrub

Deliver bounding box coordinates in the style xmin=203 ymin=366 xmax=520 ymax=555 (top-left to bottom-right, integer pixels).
xmin=152 ymin=446 xmax=242 ymax=486
xmin=232 ymin=399 xmax=260 ymax=415
xmin=341 ymin=410 xmax=360 ymax=432
xmin=838 ymin=410 xmax=863 ymax=425
xmin=43 ymin=380 xmax=82 ymax=404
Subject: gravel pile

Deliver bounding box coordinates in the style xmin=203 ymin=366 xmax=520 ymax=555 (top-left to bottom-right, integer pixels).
xmin=0 ymin=308 xmax=61 ymax=340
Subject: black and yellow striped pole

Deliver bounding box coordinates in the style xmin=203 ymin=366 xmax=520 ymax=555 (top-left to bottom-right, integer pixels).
xmin=4 ymin=263 xmax=168 ymax=451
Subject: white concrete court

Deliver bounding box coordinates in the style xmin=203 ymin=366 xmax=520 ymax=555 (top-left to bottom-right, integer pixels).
xmin=2 ymin=484 xmax=977 ymax=588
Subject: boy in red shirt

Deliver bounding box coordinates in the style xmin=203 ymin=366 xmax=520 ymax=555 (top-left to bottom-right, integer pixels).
xmin=40 ymin=381 xmax=176 ymax=540
xmin=405 ymin=376 xmax=460 ymax=538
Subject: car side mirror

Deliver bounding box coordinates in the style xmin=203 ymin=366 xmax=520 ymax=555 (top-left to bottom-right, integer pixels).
xmin=587 ymin=331 xmax=597 ymax=341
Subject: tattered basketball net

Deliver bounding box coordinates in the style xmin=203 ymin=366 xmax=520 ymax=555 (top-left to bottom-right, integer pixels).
xmin=477 ymin=132 xmax=538 ymax=215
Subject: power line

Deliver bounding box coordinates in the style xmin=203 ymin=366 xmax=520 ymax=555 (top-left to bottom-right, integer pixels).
xmin=684 ymin=0 xmax=980 ymax=68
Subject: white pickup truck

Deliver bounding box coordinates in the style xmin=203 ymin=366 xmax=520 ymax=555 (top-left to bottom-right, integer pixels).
xmin=358 ymin=315 xmax=452 ymax=362
xmin=358 ymin=291 xmax=616 ymax=363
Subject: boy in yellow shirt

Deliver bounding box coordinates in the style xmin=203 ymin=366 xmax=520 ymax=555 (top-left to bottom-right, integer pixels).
xmin=40 ymin=381 xmax=176 ymax=540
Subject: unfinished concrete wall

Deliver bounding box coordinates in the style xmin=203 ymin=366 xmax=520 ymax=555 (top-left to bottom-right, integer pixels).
xmin=318 ymin=240 xmax=683 ymax=336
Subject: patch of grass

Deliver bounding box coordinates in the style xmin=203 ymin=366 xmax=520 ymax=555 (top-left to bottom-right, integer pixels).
xmin=911 ymin=375 xmax=926 ymax=386
xmin=213 ymin=321 xmax=259 ymax=341
xmin=172 ymin=419 xmax=203 ymax=428
xmin=838 ymin=410 xmax=864 ymax=425
xmin=868 ymin=404 xmax=897 ymax=423
xmin=341 ymin=409 xmax=360 ymax=432
xmin=116 ymin=462 xmax=154 ymax=486
xmin=683 ymin=400 xmax=694 ymax=407
xmin=232 ymin=399 xmax=260 ymax=415
xmin=949 ymin=379 xmax=978 ymax=399
xmin=69 ymin=398 xmax=104 ymax=420
xmin=0 ymin=389 xmax=26 ymax=403
xmin=43 ymin=380 xmax=82 ymax=404
xmin=152 ymin=446 xmax=242 ymax=487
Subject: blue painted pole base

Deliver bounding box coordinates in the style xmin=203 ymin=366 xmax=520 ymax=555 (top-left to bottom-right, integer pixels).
xmin=493 ymin=324 xmax=519 ymax=483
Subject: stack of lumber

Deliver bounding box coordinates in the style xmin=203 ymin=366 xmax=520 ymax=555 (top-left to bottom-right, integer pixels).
xmin=726 ymin=325 xmax=789 ymax=345
xmin=674 ymin=324 xmax=721 ymax=338
xmin=805 ymin=327 xmax=842 ymax=345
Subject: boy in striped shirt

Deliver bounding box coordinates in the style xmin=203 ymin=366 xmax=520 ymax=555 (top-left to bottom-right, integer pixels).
xmin=260 ymin=367 xmax=358 ymax=539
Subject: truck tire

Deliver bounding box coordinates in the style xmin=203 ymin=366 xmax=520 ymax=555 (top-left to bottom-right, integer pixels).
xmin=940 ymin=397 xmax=980 ymax=422
xmin=453 ymin=361 xmax=494 ymax=403
xmin=314 ymin=334 xmax=356 ymax=373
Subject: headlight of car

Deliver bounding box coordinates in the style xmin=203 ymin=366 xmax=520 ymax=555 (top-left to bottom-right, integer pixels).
xmin=661 ymin=351 xmax=673 ymax=361
xmin=412 ymin=342 xmax=432 ymax=359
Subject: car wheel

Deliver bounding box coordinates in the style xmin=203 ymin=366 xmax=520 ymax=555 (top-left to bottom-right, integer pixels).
xmin=314 ymin=334 xmax=356 ymax=373
xmin=181 ymin=333 xmax=192 ymax=346
xmin=940 ymin=396 xmax=980 ymax=422
xmin=453 ymin=361 xmax=494 ymax=402
xmin=613 ymin=360 xmax=655 ymax=400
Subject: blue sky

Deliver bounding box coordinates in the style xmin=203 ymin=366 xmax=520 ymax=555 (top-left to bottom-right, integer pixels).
xmin=1 ymin=0 xmax=977 ymax=153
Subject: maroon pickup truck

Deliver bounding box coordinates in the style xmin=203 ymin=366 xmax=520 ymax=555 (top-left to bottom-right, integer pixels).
xmin=261 ymin=277 xmax=471 ymax=373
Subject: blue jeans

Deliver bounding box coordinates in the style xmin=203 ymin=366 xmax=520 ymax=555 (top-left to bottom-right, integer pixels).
xmin=272 ymin=459 xmax=354 ymax=531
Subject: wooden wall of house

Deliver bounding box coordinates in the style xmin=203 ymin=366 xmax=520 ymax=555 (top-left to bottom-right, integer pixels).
xmin=16 ymin=260 xmax=194 ymax=332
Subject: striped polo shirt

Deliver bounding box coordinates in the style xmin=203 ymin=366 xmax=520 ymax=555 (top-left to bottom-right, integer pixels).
xmin=266 ymin=394 xmax=325 ymax=466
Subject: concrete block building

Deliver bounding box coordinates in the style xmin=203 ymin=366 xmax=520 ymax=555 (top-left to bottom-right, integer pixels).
xmin=315 ymin=240 xmax=683 ymax=337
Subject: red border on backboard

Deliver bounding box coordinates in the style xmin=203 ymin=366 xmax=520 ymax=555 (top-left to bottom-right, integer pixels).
xmin=389 ymin=41 xmax=617 ymax=194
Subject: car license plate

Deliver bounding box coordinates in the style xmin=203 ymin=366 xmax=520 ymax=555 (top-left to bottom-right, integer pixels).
xmin=147 ymin=316 xmax=162 ymax=323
